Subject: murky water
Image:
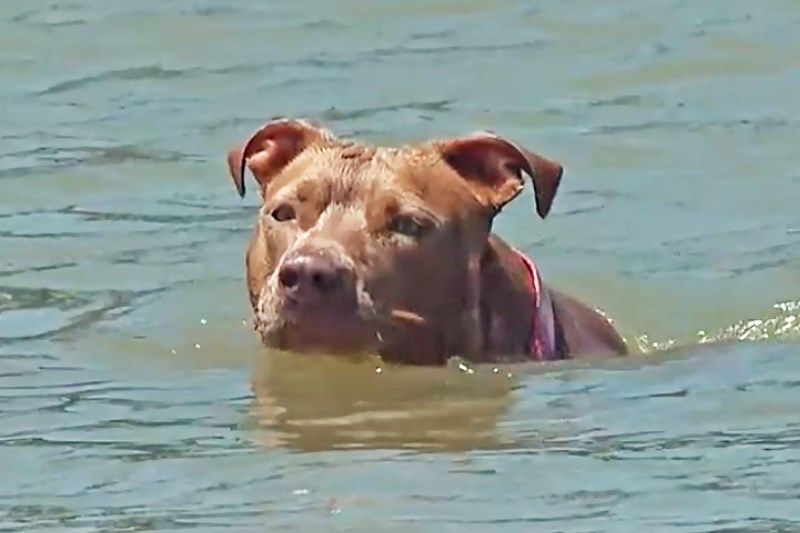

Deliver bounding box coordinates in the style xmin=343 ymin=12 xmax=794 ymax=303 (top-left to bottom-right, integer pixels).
xmin=1 ymin=0 xmax=799 ymax=530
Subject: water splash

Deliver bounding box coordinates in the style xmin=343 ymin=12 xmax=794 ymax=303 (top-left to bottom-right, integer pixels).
xmin=700 ymin=299 xmax=800 ymax=344
xmin=634 ymin=300 xmax=800 ymax=353
xmin=634 ymin=334 xmax=677 ymax=353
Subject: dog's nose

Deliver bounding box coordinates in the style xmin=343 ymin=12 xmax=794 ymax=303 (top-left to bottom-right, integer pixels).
xmin=278 ymin=253 xmax=350 ymax=301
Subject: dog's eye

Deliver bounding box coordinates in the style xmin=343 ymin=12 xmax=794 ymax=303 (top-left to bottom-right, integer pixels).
xmin=270 ymin=204 xmax=296 ymax=222
xmin=388 ymin=216 xmax=427 ymax=239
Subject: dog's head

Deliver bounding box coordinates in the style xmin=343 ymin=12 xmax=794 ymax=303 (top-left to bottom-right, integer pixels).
xmin=227 ymin=118 xmax=562 ymax=363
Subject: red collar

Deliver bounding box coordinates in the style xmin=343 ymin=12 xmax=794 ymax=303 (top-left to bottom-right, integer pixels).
xmin=513 ymin=249 xmax=559 ymax=361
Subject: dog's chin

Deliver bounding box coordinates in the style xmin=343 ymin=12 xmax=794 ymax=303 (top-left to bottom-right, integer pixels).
xmin=258 ymin=310 xmax=377 ymax=355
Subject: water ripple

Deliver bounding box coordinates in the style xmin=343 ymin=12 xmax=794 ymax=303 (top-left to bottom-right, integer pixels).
xmin=0 ymin=286 xmax=164 ymax=344
xmin=40 ymin=66 xmax=207 ymax=96
xmin=318 ymin=99 xmax=454 ymax=122
xmin=0 ymin=144 xmax=202 ymax=179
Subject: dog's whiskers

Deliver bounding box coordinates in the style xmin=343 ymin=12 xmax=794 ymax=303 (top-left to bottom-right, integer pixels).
xmin=388 ymin=309 xmax=426 ymax=326
xmin=362 ymin=306 xmax=426 ymax=327
xmin=361 ymin=307 xmax=426 ymax=348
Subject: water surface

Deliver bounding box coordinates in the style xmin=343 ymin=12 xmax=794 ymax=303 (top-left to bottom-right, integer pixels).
xmin=1 ymin=0 xmax=799 ymax=531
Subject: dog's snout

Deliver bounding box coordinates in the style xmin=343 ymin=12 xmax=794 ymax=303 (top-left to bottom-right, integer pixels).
xmin=277 ymin=250 xmax=356 ymax=309
xmin=279 ymin=255 xmax=343 ymax=293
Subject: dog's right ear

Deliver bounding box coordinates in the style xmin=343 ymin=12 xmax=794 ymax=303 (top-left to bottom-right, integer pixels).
xmin=435 ymin=132 xmax=563 ymax=219
xmin=226 ymin=118 xmax=333 ymax=198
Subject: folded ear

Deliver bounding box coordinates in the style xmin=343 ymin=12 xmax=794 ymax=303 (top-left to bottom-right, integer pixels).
xmin=226 ymin=118 xmax=333 ymax=198
xmin=435 ymin=132 xmax=563 ymax=218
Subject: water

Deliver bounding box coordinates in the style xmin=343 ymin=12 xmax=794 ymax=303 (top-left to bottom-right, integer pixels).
xmin=1 ymin=0 xmax=799 ymax=530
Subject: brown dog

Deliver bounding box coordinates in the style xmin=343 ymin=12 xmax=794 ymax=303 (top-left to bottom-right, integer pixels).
xmin=227 ymin=118 xmax=628 ymax=365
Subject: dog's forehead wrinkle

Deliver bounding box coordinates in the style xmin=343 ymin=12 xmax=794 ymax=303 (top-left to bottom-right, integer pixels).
xmin=319 ymin=201 xmax=366 ymax=223
xmin=270 ymin=139 xmax=451 ymax=215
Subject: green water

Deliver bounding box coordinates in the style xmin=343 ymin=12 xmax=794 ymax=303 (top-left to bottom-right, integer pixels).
xmin=1 ymin=1 xmax=799 ymax=530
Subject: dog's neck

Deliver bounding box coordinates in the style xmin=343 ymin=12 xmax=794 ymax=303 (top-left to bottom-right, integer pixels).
xmin=373 ymin=235 xmax=550 ymax=365
xmin=477 ymin=234 xmax=544 ymax=361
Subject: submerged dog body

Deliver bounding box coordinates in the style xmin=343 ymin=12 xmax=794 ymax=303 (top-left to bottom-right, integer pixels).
xmin=227 ymin=118 xmax=627 ymax=365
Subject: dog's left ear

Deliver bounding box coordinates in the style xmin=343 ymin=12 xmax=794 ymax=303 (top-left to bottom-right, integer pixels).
xmin=436 ymin=132 xmax=563 ymax=218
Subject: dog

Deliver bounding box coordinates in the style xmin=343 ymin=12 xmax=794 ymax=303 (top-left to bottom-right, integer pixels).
xmin=226 ymin=118 xmax=628 ymax=365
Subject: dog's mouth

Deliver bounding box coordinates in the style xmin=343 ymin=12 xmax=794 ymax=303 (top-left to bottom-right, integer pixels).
xmin=255 ymin=282 xmax=376 ymax=354
xmin=256 ymin=285 xmax=427 ymax=355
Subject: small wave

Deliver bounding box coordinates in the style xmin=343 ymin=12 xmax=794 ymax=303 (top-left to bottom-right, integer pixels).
xmin=35 ymin=63 xmax=258 ymax=97
xmin=583 ymin=117 xmax=793 ymax=136
xmin=364 ymin=39 xmax=547 ymax=60
xmin=38 ymin=66 xmax=199 ymax=96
